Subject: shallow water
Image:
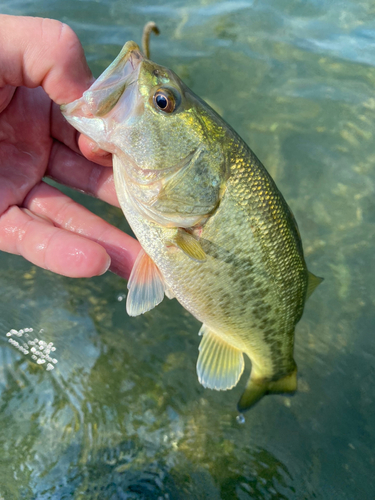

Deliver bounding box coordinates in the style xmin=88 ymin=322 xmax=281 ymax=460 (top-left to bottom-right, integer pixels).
xmin=0 ymin=0 xmax=374 ymax=498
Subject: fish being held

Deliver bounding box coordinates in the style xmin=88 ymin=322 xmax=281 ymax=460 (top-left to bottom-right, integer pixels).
xmin=61 ymin=29 xmax=322 ymax=412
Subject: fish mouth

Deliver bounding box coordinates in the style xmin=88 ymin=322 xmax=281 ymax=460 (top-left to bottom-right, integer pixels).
xmin=61 ymin=41 xmax=144 ymax=146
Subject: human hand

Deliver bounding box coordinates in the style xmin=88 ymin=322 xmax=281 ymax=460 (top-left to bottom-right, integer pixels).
xmin=0 ymin=15 xmax=141 ymax=279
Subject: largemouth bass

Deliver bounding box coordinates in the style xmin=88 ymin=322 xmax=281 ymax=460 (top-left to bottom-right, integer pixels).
xmin=61 ymin=32 xmax=322 ymax=412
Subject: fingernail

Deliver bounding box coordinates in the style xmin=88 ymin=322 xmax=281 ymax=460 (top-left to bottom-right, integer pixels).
xmin=99 ymin=255 xmax=112 ymax=275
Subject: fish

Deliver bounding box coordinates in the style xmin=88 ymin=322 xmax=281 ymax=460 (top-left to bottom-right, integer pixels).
xmin=61 ymin=28 xmax=323 ymax=412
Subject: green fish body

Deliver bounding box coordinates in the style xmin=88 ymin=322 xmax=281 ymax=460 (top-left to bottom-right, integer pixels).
xmin=62 ymin=40 xmax=322 ymax=411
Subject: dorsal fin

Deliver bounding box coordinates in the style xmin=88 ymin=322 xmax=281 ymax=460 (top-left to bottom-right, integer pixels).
xmin=306 ymin=271 xmax=324 ymax=301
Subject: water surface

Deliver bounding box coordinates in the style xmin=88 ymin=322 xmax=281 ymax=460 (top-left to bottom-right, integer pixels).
xmin=0 ymin=0 xmax=374 ymax=498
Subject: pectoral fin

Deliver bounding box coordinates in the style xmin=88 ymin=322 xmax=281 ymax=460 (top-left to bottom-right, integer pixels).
xmin=169 ymin=229 xmax=206 ymax=262
xmin=126 ymin=249 xmax=166 ymax=316
xmin=237 ymin=368 xmax=297 ymax=412
xmin=197 ymin=325 xmax=244 ymax=390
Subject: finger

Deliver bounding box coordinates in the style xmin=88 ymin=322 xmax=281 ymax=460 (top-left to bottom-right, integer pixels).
xmin=0 ymin=15 xmax=93 ymax=103
xmin=0 ymin=85 xmax=16 ymax=112
xmin=0 ymin=205 xmax=111 ymax=278
xmin=24 ymin=182 xmax=141 ymax=279
xmin=78 ymin=135 xmax=113 ymax=167
xmin=47 ymin=140 xmax=118 ymax=206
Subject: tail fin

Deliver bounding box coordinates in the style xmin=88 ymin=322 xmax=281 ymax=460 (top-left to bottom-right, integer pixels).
xmin=237 ymin=368 xmax=297 ymax=412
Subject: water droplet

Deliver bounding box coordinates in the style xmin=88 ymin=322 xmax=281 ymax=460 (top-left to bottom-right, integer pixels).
xmin=117 ymin=293 xmax=126 ymax=302
xmin=236 ymin=413 xmax=246 ymax=424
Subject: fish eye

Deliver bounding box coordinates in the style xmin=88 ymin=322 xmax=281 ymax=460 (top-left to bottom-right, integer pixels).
xmin=153 ymin=88 xmax=177 ymax=113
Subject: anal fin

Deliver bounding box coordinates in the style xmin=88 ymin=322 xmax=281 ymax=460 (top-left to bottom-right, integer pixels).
xmin=197 ymin=325 xmax=244 ymax=391
xmin=237 ymin=368 xmax=297 ymax=412
xmin=126 ymin=249 xmax=166 ymax=316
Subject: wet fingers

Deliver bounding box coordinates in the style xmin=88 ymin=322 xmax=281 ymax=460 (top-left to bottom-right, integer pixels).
xmin=0 ymin=205 xmax=111 ymax=278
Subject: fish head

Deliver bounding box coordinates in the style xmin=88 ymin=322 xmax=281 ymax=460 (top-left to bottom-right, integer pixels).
xmin=62 ymin=42 xmax=230 ymax=226
xmin=61 ymin=41 xmax=144 ymax=153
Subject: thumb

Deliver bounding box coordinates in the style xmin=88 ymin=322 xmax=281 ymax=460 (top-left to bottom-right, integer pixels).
xmin=0 ymin=14 xmax=93 ymax=104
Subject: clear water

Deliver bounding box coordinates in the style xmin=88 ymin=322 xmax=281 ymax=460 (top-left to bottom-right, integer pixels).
xmin=1 ymin=0 xmax=374 ymax=498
